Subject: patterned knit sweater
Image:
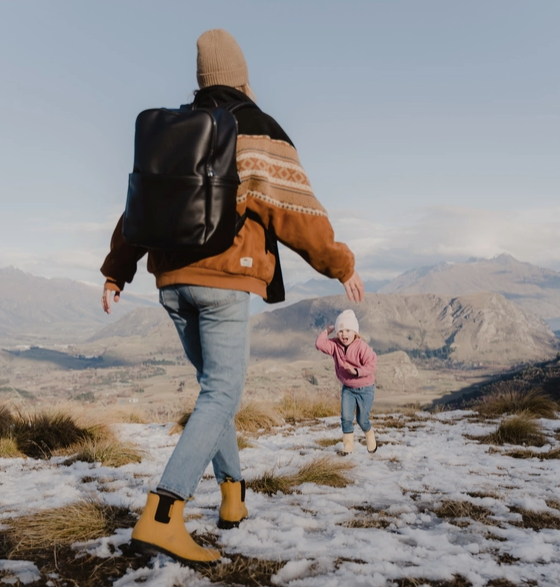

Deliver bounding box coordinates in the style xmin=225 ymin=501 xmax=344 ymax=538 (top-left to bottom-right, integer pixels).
xmin=101 ymin=86 xmax=354 ymax=300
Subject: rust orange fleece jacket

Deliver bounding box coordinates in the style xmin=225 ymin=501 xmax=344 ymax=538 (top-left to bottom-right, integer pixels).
xmin=101 ymin=86 xmax=354 ymax=300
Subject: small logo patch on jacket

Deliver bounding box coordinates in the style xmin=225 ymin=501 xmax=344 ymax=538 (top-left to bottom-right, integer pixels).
xmin=240 ymin=257 xmax=253 ymax=267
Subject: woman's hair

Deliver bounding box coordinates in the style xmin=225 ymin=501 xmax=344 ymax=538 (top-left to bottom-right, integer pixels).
xmin=235 ymin=83 xmax=257 ymax=102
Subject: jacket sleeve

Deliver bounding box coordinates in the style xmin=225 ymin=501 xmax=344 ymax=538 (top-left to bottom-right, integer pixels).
xmin=315 ymin=330 xmax=337 ymax=355
xmin=356 ymin=343 xmax=377 ymax=377
xmin=236 ymin=134 xmax=355 ymax=283
xmin=100 ymin=214 xmax=147 ymax=292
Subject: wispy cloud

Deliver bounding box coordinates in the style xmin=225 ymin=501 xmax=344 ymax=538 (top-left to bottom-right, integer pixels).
xmin=283 ymin=205 xmax=560 ymax=282
xmin=3 ymin=205 xmax=560 ymax=292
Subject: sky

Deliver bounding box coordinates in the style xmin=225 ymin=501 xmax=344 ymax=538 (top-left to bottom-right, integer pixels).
xmin=2 ymin=410 xmax=560 ymax=586
xmin=0 ymin=0 xmax=559 ymax=295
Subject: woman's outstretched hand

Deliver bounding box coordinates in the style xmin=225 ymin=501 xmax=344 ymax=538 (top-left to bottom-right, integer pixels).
xmin=102 ymin=288 xmax=120 ymax=314
xmin=343 ymin=271 xmax=364 ymax=303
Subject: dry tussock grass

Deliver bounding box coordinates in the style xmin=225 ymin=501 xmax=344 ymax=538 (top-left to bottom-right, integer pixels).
xmin=6 ymin=496 xmax=136 ymax=556
xmin=171 ymin=400 xmax=283 ymax=436
xmin=316 ymin=437 xmax=340 ymax=447
xmin=341 ymin=505 xmax=392 ymax=529
xmin=0 ymin=405 xmax=146 ymax=465
xmin=0 ymin=405 xmax=114 ymax=459
xmin=509 ymin=505 xmax=560 ymax=530
xmin=434 ymin=500 xmax=498 ymax=526
xmin=235 ymin=401 xmax=284 ymax=432
xmin=476 ymin=413 xmax=548 ymax=446
xmin=278 ymin=389 xmax=339 ymax=422
xmin=475 ymin=382 xmax=558 ymax=418
xmin=0 ymin=436 xmax=23 ymax=458
xmin=0 ymin=404 xmax=14 ymax=434
xmin=197 ymin=552 xmax=285 ymax=586
xmin=237 ymin=435 xmax=255 ymax=450
xmin=390 ymin=576 xmax=472 ymax=587
xmin=64 ymin=437 xmax=147 ymax=467
xmin=504 ymin=446 xmax=560 ymax=460
xmin=547 ymin=499 xmax=560 ymax=513
xmin=247 ymin=455 xmax=353 ymax=495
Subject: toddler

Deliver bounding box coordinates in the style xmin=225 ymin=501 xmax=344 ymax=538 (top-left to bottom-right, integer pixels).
xmin=315 ymin=309 xmax=377 ymax=455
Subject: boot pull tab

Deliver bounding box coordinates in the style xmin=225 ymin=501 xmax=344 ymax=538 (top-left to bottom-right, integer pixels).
xmin=154 ymin=494 xmax=176 ymax=523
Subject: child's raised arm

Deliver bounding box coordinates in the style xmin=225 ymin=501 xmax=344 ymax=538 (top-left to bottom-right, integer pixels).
xmin=315 ymin=325 xmax=336 ymax=355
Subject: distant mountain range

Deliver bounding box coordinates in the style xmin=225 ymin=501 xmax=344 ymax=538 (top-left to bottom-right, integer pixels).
xmin=249 ymin=291 xmax=557 ymax=366
xmin=68 ymin=290 xmax=558 ymax=368
xmin=0 ymin=267 xmax=157 ymax=345
xmin=2 ymin=254 xmax=559 ymax=348
xmin=379 ymin=254 xmax=560 ymax=330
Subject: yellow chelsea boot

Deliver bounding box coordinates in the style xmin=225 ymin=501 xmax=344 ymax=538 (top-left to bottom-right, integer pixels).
xmin=218 ymin=478 xmax=248 ymax=529
xmin=131 ymin=492 xmax=220 ymax=565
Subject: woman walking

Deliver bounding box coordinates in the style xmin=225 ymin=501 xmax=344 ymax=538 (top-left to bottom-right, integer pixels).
xmin=101 ymin=28 xmax=364 ymax=564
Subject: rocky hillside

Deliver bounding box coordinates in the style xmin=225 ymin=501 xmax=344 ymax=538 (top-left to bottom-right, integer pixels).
xmin=80 ymin=291 xmax=557 ymax=366
xmin=250 ymin=291 xmax=557 ymax=365
xmin=379 ymin=254 xmax=560 ymax=328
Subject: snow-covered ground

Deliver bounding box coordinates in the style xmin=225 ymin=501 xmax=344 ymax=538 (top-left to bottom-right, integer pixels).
xmin=1 ymin=410 xmax=560 ymax=586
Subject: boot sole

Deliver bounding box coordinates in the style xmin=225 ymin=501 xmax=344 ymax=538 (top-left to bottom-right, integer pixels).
xmin=130 ymin=538 xmax=219 ymax=567
xmin=217 ymin=516 xmax=247 ymax=530
xmin=368 ymin=445 xmax=378 ymax=454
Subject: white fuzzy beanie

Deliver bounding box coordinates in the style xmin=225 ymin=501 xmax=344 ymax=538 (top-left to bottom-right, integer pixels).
xmin=335 ymin=309 xmax=359 ymax=334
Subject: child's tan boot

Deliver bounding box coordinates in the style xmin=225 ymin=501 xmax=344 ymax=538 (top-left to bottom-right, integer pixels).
xmin=365 ymin=428 xmax=377 ymax=454
xmin=341 ymin=433 xmax=354 ymax=455
xmin=218 ymin=478 xmax=248 ymax=529
xmin=131 ymin=492 xmax=220 ymax=565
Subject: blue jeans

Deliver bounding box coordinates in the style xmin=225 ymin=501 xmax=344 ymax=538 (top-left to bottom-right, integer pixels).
xmin=156 ymin=285 xmax=250 ymax=500
xmin=341 ymin=384 xmax=375 ymax=434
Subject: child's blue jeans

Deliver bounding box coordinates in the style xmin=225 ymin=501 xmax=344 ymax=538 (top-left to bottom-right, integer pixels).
xmin=341 ymin=384 xmax=375 ymax=434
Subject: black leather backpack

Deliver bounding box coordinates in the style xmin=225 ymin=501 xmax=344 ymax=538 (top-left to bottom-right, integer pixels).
xmin=122 ymin=99 xmax=285 ymax=303
xmin=122 ymin=101 xmax=254 ymax=254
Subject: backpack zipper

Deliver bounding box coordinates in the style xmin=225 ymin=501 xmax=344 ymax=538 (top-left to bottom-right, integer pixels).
xmin=204 ymin=110 xmax=217 ymax=178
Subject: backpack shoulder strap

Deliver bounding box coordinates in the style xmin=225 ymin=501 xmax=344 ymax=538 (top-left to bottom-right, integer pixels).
xmin=223 ymin=101 xmax=260 ymax=114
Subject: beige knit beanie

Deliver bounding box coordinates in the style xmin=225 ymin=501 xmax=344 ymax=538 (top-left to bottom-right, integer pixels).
xmin=196 ymin=29 xmax=249 ymax=89
xmin=335 ymin=310 xmax=360 ymax=334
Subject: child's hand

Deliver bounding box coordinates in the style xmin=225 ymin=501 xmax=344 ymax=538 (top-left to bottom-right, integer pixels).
xmin=342 ymin=361 xmax=358 ymax=375
xmin=326 ymin=324 xmax=335 ymax=334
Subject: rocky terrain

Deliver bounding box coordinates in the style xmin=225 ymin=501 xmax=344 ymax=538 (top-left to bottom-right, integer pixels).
xmin=379 ymin=254 xmax=560 ymax=329
xmin=250 ymin=291 xmax=557 ymax=365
